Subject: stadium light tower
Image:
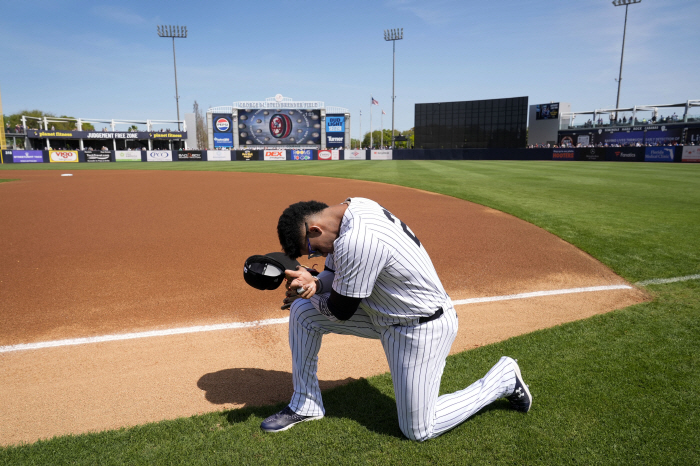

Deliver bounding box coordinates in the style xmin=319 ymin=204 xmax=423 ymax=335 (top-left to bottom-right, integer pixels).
xmin=612 ymin=0 xmax=641 ymax=120
xmin=157 ymin=25 xmax=188 ymax=130
xmin=384 ymin=28 xmax=403 ymax=148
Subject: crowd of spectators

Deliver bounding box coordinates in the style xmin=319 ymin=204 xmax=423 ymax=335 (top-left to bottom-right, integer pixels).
xmin=574 ymin=112 xmax=682 ymax=129
xmin=528 ymin=140 xmax=693 ymax=149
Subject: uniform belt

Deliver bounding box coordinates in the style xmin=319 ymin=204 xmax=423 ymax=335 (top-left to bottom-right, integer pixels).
xmin=418 ymin=307 xmax=443 ymax=324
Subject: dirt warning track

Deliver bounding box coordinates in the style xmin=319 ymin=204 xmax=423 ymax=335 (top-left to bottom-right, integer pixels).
xmin=0 ymin=170 xmax=647 ymax=445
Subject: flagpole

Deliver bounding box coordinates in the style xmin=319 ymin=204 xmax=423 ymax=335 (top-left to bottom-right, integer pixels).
xmin=370 ymin=97 xmax=373 ymax=150
xmin=359 ymin=109 xmax=362 ymax=149
xmin=381 ymin=111 xmax=384 ymax=148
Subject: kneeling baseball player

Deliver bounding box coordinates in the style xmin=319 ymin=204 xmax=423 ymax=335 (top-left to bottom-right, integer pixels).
xmin=257 ymin=198 xmax=532 ymax=441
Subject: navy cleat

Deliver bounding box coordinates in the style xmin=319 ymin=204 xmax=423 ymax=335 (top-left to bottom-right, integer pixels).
xmin=506 ymin=359 xmax=532 ymax=413
xmin=260 ymin=406 xmax=323 ymax=432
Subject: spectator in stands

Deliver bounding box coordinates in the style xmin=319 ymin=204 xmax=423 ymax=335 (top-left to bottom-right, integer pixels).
xmin=5 ymin=123 xmax=10 ymax=133
xmin=623 ymin=116 xmax=627 ymax=124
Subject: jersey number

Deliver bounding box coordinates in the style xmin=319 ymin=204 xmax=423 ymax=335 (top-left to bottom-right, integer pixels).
xmin=382 ymin=208 xmax=421 ymax=247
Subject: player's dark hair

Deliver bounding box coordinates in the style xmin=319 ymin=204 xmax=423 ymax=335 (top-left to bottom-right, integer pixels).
xmin=277 ymin=200 xmax=329 ymax=259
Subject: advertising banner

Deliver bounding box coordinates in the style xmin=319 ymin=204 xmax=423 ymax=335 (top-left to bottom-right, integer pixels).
xmin=236 ymin=150 xmax=259 ymax=161
xmin=212 ymin=113 xmax=233 ymax=148
xmin=26 ymin=129 xmax=185 ymax=140
xmin=115 ymin=150 xmax=142 ymax=162
xmin=238 ymin=109 xmax=321 ymax=146
xmin=686 ymin=128 xmax=700 ymax=145
xmin=49 ymin=150 xmax=78 ymax=163
xmin=552 ymin=149 xmax=574 ymax=160
xmin=644 ymin=128 xmax=682 ymax=145
xmin=147 ymin=150 xmax=173 ymax=162
xmin=213 ymin=134 xmax=233 ymax=147
xmin=326 ymin=114 xmax=345 ymax=133
xmin=291 ymin=149 xmax=312 ymax=160
xmin=177 ymin=150 xmax=203 ymax=161
xmin=535 ymin=103 xmax=559 ymax=120
xmin=206 ymin=150 xmax=232 ymax=161
xmin=575 ymin=148 xmax=604 ymax=161
xmin=344 ymin=149 xmax=366 ymax=160
xmin=11 ymin=150 xmax=44 ymax=163
xmin=85 ymin=150 xmax=111 ymax=163
xmin=264 ymin=150 xmax=286 ymax=161
xmin=644 ymin=147 xmax=674 ymax=162
xmin=681 ymin=146 xmax=700 ymax=162
xmin=326 ymin=114 xmax=345 ymax=148
xmin=370 ymin=150 xmax=392 ymax=160
xmin=326 ymin=133 xmax=345 ymax=148
xmin=607 ymin=147 xmax=644 ymax=162
xmin=317 ymin=149 xmax=340 ymax=160
xmin=597 ymin=128 xmax=643 ymax=146
xmin=213 ymin=115 xmax=232 ymax=133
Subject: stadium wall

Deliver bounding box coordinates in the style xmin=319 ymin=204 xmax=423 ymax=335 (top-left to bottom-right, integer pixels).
xmin=2 ymin=147 xmax=697 ymax=164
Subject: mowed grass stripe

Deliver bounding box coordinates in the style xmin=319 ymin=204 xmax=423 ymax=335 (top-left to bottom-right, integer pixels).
xmin=1 ymin=161 xmax=699 ymax=465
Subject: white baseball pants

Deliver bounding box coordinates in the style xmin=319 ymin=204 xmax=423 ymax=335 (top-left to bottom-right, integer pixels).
xmin=287 ymin=299 xmax=518 ymax=441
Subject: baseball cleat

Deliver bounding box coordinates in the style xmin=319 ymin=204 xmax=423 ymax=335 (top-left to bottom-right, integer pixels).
xmin=260 ymin=406 xmax=323 ymax=432
xmin=506 ymin=359 xmax=532 ymax=413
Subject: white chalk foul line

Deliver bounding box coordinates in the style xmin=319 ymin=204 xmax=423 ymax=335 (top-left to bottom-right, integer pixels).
xmin=0 ymin=284 xmax=636 ymax=354
xmin=0 ymin=318 xmax=290 ymax=354
xmin=635 ymin=274 xmax=700 ymax=286
xmin=451 ymin=284 xmax=633 ymax=306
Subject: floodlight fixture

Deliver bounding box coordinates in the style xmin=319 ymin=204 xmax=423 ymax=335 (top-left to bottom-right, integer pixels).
xmin=384 ymin=28 xmax=403 ymax=148
xmin=157 ymin=25 xmax=188 ymax=130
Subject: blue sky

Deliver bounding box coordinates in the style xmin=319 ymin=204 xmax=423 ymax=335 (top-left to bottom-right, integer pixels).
xmin=1 ymin=0 xmax=698 ymax=136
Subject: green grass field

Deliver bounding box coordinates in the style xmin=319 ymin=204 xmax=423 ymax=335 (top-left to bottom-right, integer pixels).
xmin=1 ymin=161 xmax=699 ymax=465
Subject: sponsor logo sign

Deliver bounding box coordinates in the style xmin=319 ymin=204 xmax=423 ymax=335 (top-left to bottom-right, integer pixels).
xmin=370 ymin=150 xmax=392 ymax=160
xmin=344 ymin=149 xmax=366 ymax=160
xmin=115 ymin=150 xmax=142 ymax=162
xmin=326 ymin=115 xmax=345 ymax=132
xmin=215 ymin=117 xmax=231 ymax=132
xmin=681 ymin=146 xmax=700 ymax=163
xmin=644 ymin=147 xmax=674 ymax=162
xmin=575 ymin=147 xmax=604 ymax=161
xmin=326 ymin=134 xmax=345 ymax=147
xmin=291 ymin=149 xmax=312 ymax=160
xmin=552 ymin=149 xmax=574 ymax=160
xmin=606 ymin=147 xmax=643 ymax=162
xmin=85 ymin=150 xmax=111 ymax=163
xmin=317 ymin=149 xmax=340 ymax=160
xmin=236 ymin=150 xmax=259 ymax=161
xmin=207 ymin=150 xmax=231 ymax=161
xmin=177 ymin=150 xmax=203 ymax=161
xmin=213 ymin=134 xmax=233 ymax=147
xmin=26 ymin=129 xmax=185 ymax=140
xmin=147 ymin=150 xmax=173 ymax=162
xmin=11 ymin=150 xmax=43 ymax=163
xmin=49 ymin=150 xmax=78 ymax=163
xmin=264 ymin=150 xmax=286 ymax=161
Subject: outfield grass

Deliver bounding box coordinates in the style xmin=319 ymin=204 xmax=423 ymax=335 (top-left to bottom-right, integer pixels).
xmin=1 ymin=161 xmax=698 ymax=465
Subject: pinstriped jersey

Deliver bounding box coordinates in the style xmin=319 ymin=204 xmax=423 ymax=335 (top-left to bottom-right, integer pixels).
xmin=326 ymin=197 xmax=449 ymax=326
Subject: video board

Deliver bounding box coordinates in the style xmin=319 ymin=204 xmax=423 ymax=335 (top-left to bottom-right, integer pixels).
xmin=238 ymin=109 xmax=321 ymax=146
xmin=536 ymin=103 xmax=559 ymax=120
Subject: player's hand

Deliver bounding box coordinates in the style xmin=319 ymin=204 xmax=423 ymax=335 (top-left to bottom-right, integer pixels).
xmin=285 ymin=266 xmax=317 ymax=299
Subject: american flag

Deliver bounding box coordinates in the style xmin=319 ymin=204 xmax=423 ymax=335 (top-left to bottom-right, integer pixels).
xmin=382 ymin=110 xmax=386 ymax=115
xmin=371 ymin=97 xmax=379 ymax=105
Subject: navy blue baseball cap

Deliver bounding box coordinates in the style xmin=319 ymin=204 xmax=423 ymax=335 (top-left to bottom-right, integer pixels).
xmin=243 ymin=252 xmax=300 ymax=290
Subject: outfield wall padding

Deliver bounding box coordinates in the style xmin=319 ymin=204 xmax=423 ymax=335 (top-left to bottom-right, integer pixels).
xmin=0 ymin=147 xmax=689 ymax=164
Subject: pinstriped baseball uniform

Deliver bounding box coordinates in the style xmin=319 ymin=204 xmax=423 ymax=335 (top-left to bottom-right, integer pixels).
xmin=288 ymin=198 xmax=520 ymax=441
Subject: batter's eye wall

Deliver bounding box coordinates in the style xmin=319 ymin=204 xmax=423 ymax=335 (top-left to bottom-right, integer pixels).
xmin=415 ymin=97 xmax=528 ymax=149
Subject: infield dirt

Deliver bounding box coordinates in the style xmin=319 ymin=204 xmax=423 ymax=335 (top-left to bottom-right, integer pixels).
xmin=0 ymin=170 xmax=648 ymax=445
